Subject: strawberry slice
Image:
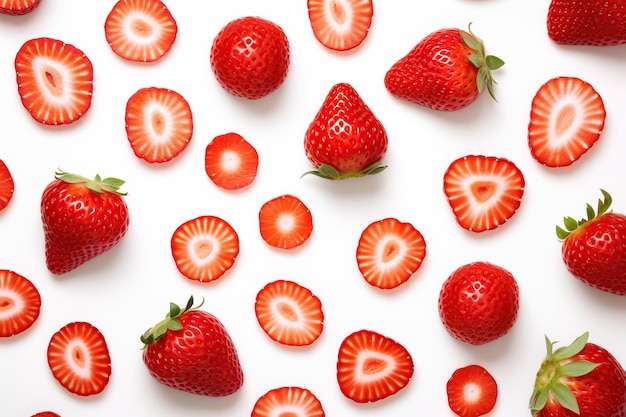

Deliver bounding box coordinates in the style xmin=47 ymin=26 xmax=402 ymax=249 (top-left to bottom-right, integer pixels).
xmin=251 ymin=386 xmax=325 ymax=417
xmin=255 ymin=280 xmax=324 ymax=346
xmin=0 ymin=160 xmax=15 ymax=212
xmin=104 ymin=0 xmax=177 ymax=63
xmin=336 ymin=329 xmax=414 ymax=403
xmin=125 ymin=87 xmax=193 ymax=163
xmin=443 ymin=155 xmax=525 ymax=233
xmin=0 ymin=270 xmax=41 ymax=337
xmin=356 ymin=218 xmax=426 ymax=290
xmin=446 ymin=364 xmax=498 ymax=417
xmin=170 ymin=215 xmax=240 ymax=282
xmin=0 ymin=0 xmax=41 ymax=15
xmin=528 ymin=76 xmax=606 ymax=167
xmin=15 ymin=37 xmax=93 ymax=125
xmin=47 ymin=321 xmax=111 ymax=396
xmin=307 ymin=0 xmax=373 ymax=51
xmin=205 ymin=132 xmax=259 ymax=191
xmin=259 ymin=194 xmax=313 ymax=250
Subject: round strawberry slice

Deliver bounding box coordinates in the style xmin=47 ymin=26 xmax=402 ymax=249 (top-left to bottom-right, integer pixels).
xmin=259 ymin=194 xmax=313 ymax=250
xmin=0 ymin=0 xmax=41 ymax=15
xmin=0 ymin=270 xmax=41 ymax=337
xmin=0 ymin=160 xmax=15 ymax=212
xmin=307 ymin=0 xmax=373 ymax=51
xmin=446 ymin=364 xmax=498 ymax=417
xmin=205 ymin=132 xmax=259 ymax=191
xmin=251 ymin=386 xmax=325 ymax=417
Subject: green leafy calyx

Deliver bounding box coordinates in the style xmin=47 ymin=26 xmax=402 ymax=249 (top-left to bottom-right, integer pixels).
xmin=556 ymin=189 xmax=613 ymax=240
xmin=55 ymin=169 xmax=127 ymax=196
xmin=460 ymin=23 xmax=505 ymax=101
xmin=140 ymin=295 xmax=203 ymax=348
xmin=301 ymin=162 xmax=387 ymax=180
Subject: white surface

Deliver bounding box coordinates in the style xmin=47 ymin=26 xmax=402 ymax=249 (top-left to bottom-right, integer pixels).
xmin=2 ymin=1 xmax=626 ymax=416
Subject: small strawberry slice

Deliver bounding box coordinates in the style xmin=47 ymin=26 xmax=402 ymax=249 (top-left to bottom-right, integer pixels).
xmin=171 ymin=215 xmax=240 ymax=282
xmin=47 ymin=321 xmax=111 ymax=396
xmin=336 ymin=329 xmax=414 ymax=403
xmin=307 ymin=0 xmax=373 ymax=51
xmin=528 ymin=76 xmax=606 ymax=168
xmin=0 ymin=160 xmax=15 ymax=212
xmin=0 ymin=0 xmax=41 ymax=15
xmin=125 ymin=87 xmax=193 ymax=163
xmin=356 ymin=218 xmax=426 ymax=290
xmin=446 ymin=364 xmax=498 ymax=417
xmin=0 ymin=270 xmax=41 ymax=337
xmin=251 ymin=386 xmax=326 ymax=417
xmin=443 ymin=155 xmax=525 ymax=233
xmin=259 ymin=194 xmax=313 ymax=250
xmin=205 ymin=132 xmax=259 ymax=191
xmin=104 ymin=0 xmax=177 ymax=63
xmin=15 ymin=37 xmax=93 ymax=125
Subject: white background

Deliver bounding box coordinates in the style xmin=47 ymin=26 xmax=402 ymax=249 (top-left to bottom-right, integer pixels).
xmin=2 ymin=0 xmax=626 ymax=416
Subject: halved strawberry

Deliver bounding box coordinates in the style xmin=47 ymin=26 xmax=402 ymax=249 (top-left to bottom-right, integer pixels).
xmin=251 ymin=386 xmax=326 ymax=417
xmin=205 ymin=132 xmax=259 ymax=191
xmin=47 ymin=321 xmax=111 ymax=396
xmin=528 ymin=76 xmax=606 ymax=168
xmin=446 ymin=364 xmax=498 ymax=417
xmin=104 ymin=0 xmax=177 ymax=63
xmin=259 ymin=194 xmax=313 ymax=250
xmin=171 ymin=215 xmax=239 ymax=282
xmin=15 ymin=37 xmax=93 ymax=125
xmin=307 ymin=0 xmax=373 ymax=51
xmin=356 ymin=218 xmax=426 ymax=290
xmin=0 ymin=270 xmax=41 ymax=337
xmin=0 ymin=0 xmax=41 ymax=15
xmin=443 ymin=155 xmax=525 ymax=233
xmin=336 ymin=329 xmax=414 ymax=403
xmin=0 ymin=160 xmax=15 ymax=212
xmin=125 ymin=87 xmax=193 ymax=163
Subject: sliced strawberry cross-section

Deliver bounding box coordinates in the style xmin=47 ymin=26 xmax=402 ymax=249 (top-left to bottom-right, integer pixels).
xmin=259 ymin=194 xmax=313 ymax=250
xmin=0 ymin=270 xmax=41 ymax=337
xmin=446 ymin=364 xmax=498 ymax=417
xmin=307 ymin=0 xmax=373 ymax=51
xmin=0 ymin=160 xmax=15 ymax=212
xmin=205 ymin=132 xmax=259 ymax=191
xmin=0 ymin=0 xmax=41 ymax=15
xmin=252 ymin=386 xmax=325 ymax=417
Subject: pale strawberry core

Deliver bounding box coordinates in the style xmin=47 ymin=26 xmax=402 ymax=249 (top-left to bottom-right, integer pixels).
xmin=151 ymin=111 xmax=166 ymax=136
xmin=463 ymin=382 xmax=482 ymax=403
xmin=555 ymin=104 xmax=575 ymax=138
xmin=277 ymin=302 xmax=298 ymax=322
xmin=194 ymin=239 xmax=214 ymax=260
xmin=331 ymin=0 xmax=347 ymax=25
xmin=471 ymin=181 xmax=496 ymax=203
xmin=41 ymin=65 xmax=63 ymax=97
xmin=221 ymin=151 xmax=241 ymax=172
xmin=363 ymin=357 xmax=387 ymax=375
xmin=71 ymin=345 xmax=86 ymax=369
xmin=131 ymin=18 xmax=154 ymax=38
xmin=382 ymin=240 xmax=400 ymax=264
xmin=0 ymin=296 xmax=15 ymax=312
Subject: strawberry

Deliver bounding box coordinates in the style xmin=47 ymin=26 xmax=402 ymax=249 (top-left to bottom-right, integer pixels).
xmin=438 ymin=261 xmax=519 ymax=345
xmin=31 ymin=413 xmax=61 ymax=417
xmin=15 ymin=37 xmax=93 ymax=125
xmin=40 ymin=170 xmax=130 ymax=275
xmin=384 ymin=24 xmax=504 ymax=111
xmin=443 ymin=155 xmax=525 ymax=233
xmin=0 ymin=270 xmax=41 ymax=337
xmin=205 ymin=132 xmax=259 ymax=191
xmin=0 ymin=159 xmax=14 ymax=212
xmin=528 ymin=76 xmax=606 ymax=167
xmin=104 ymin=0 xmax=177 ymax=62
xmin=141 ymin=296 xmax=244 ymax=396
xmin=303 ymin=82 xmax=388 ymax=179
xmin=0 ymin=0 xmax=40 ymax=15
xmin=356 ymin=217 xmax=426 ymax=290
xmin=307 ymin=0 xmax=373 ymax=51
xmin=125 ymin=86 xmax=193 ymax=163
xmin=336 ymin=329 xmax=414 ymax=403
xmin=210 ymin=16 xmax=290 ymax=100
xmin=47 ymin=321 xmax=111 ymax=396
xmin=258 ymin=194 xmax=313 ymax=250
xmin=251 ymin=386 xmax=325 ymax=417
xmin=529 ymin=332 xmax=626 ymax=416
xmin=446 ymin=364 xmax=498 ymax=417
xmin=170 ymin=215 xmax=239 ymax=282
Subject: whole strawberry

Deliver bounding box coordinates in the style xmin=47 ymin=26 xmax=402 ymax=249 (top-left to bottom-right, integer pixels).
xmin=41 ymin=170 xmax=129 ymax=275
xmin=141 ymin=296 xmax=244 ymax=396
xmin=384 ymin=24 xmax=504 ymax=111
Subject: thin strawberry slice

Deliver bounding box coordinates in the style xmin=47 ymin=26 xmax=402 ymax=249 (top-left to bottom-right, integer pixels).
xmin=15 ymin=37 xmax=93 ymax=125
xmin=443 ymin=155 xmax=525 ymax=233
xmin=104 ymin=0 xmax=177 ymax=63
xmin=0 ymin=270 xmax=41 ymax=337
xmin=356 ymin=218 xmax=426 ymax=290
xmin=251 ymin=386 xmax=326 ymax=417
xmin=307 ymin=0 xmax=373 ymax=51
xmin=336 ymin=329 xmax=414 ymax=403
xmin=0 ymin=0 xmax=41 ymax=15
xmin=205 ymin=132 xmax=259 ymax=191
xmin=259 ymin=194 xmax=313 ymax=250
xmin=125 ymin=87 xmax=193 ymax=163
xmin=528 ymin=76 xmax=606 ymax=167
xmin=171 ymin=215 xmax=239 ymax=282
xmin=0 ymin=160 xmax=15 ymax=212
xmin=47 ymin=321 xmax=111 ymax=396
xmin=446 ymin=364 xmax=498 ymax=417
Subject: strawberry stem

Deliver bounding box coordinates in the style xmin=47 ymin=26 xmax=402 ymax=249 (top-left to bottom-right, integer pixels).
xmin=55 ymin=169 xmax=128 ymax=196
xmin=556 ymin=189 xmax=612 ymax=240
xmin=460 ymin=23 xmax=504 ymax=101
xmin=140 ymin=295 xmax=204 ymax=348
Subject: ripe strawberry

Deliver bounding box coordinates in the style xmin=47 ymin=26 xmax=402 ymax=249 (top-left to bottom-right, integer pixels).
xmin=47 ymin=321 xmax=111 ymax=396
xmin=356 ymin=217 xmax=426 ymax=290
xmin=125 ymin=87 xmax=193 ymax=163
xmin=438 ymin=261 xmax=519 ymax=345
xmin=336 ymin=329 xmax=414 ymax=403
xmin=0 ymin=159 xmax=14 ymax=212
xmin=210 ymin=16 xmax=290 ymax=100
xmin=31 ymin=412 xmax=61 ymax=417
xmin=447 ymin=364 xmax=498 ymax=417
xmin=205 ymin=132 xmax=259 ymax=191
xmin=0 ymin=270 xmax=41 ymax=337
xmin=105 ymin=0 xmax=177 ymax=62
xmin=251 ymin=386 xmax=325 ymax=417
xmin=258 ymin=194 xmax=313 ymax=249
xmin=443 ymin=155 xmax=525 ymax=233
xmin=0 ymin=0 xmax=40 ymax=15
xmin=141 ymin=296 xmax=244 ymax=396
xmin=307 ymin=0 xmax=373 ymax=51
xmin=40 ymin=170 xmax=130 ymax=275
xmin=547 ymin=0 xmax=626 ymax=45
xmin=303 ymin=82 xmax=388 ymax=179
xmin=384 ymin=24 xmax=504 ymax=111
xmin=15 ymin=37 xmax=93 ymax=125
xmin=528 ymin=76 xmax=606 ymax=167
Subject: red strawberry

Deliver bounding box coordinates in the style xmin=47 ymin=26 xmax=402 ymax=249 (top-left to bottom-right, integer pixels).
xmin=251 ymin=386 xmax=325 ymax=417
xmin=258 ymin=194 xmax=313 ymax=250
xmin=0 ymin=270 xmax=41 ymax=337
xmin=446 ymin=364 xmax=498 ymax=417
xmin=356 ymin=217 xmax=426 ymax=290
xmin=0 ymin=159 xmax=15 ymax=212
xmin=0 ymin=0 xmax=40 ymax=15
xmin=443 ymin=155 xmax=525 ymax=233
xmin=307 ymin=0 xmax=373 ymax=51
xmin=104 ymin=0 xmax=177 ymax=62
xmin=141 ymin=296 xmax=244 ymax=396
xmin=210 ymin=16 xmax=290 ymax=100
xmin=40 ymin=170 xmax=130 ymax=275
xmin=15 ymin=37 xmax=93 ymax=125
xmin=303 ymin=82 xmax=388 ymax=179
xmin=125 ymin=87 xmax=193 ymax=163
xmin=336 ymin=329 xmax=414 ymax=403
xmin=528 ymin=76 xmax=606 ymax=167
xmin=384 ymin=24 xmax=504 ymax=111
xmin=205 ymin=132 xmax=259 ymax=191
xmin=47 ymin=321 xmax=111 ymax=396
xmin=31 ymin=412 xmax=61 ymax=417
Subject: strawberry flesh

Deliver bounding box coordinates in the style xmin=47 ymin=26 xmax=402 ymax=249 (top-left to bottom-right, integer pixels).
xmin=0 ymin=270 xmax=41 ymax=337
xmin=0 ymin=0 xmax=40 ymax=14
xmin=0 ymin=159 xmax=14 ymax=212
xmin=447 ymin=364 xmax=498 ymax=417
xmin=205 ymin=132 xmax=259 ymax=191
xmin=307 ymin=0 xmax=373 ymax=51
xmin=259 ymin=194 xmax=313 ymax=249
xmin=252 ymin=386 xmax=325 ymax=417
